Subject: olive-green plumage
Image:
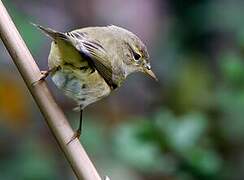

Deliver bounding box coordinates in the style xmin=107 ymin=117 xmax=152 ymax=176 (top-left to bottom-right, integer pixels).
xmin=35 ymin=24 xmax=156 ymax=142
xmin=36 ymin=24 xmax=156 ymax=109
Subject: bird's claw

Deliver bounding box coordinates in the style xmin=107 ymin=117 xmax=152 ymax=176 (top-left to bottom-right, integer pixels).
xmin=40 ymin=70 xmax=50 ymax=78
xmin=31 ymin=70 xmax=50 ymax=86
xmin=66 ymin=130 xmax=81 ymax=145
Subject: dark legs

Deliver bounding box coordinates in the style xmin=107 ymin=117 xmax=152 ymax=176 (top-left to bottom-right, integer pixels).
xmin=77 ymin=108 xmax=83 ymax=137
xmin=67 ymin=107 xmax=83 ymax=144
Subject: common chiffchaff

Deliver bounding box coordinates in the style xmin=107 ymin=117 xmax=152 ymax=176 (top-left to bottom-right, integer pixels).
xmin=34 ymin=24 xmax=157 ymax=143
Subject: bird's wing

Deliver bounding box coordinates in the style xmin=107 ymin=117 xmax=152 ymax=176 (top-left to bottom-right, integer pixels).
xmin=34 ymin=24 xmax=116 ymax=89
xmin=67 ymin=31 xmax=117 ymax=89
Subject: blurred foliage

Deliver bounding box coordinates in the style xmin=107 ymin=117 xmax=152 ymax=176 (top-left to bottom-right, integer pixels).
xmin=112 ymin=110 xmax=221 ymax=179
xmin=0 ymin=74 xmax=30 ymax=128
xmin=3 ymin=0 xmax=43 ymax=53
xmin=1 ymin=0 xmax=244 ymax=180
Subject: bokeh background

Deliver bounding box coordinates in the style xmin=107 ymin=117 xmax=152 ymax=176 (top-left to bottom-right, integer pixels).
xmin=1 ymin=0 xmax=244 ymax=179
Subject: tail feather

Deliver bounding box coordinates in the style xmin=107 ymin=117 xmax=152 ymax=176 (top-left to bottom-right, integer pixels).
xmin=31 ymin=23 xmax=67 ymax=40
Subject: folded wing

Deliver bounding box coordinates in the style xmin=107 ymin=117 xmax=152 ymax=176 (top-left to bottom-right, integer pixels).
xmin=34 ymin=24 xmax=116 ymax=89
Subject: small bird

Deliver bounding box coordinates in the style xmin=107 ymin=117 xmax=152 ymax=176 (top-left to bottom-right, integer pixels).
xmin=34 ymin=24 xmax=157 ymax=143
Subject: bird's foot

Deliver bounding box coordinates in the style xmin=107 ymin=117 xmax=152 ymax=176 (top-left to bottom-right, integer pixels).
xmin=66 ymin=129 xmax=81 ymax=145
xmin=32 ymin=70 xmax=50 ymax=86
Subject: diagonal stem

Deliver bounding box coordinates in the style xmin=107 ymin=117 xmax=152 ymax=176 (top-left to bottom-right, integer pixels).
xmin=0 ymin=1 xmax=102 ymax=180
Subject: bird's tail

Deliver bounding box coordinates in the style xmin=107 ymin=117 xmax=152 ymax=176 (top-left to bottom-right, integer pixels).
xmin=31 ymin=23 xmax=67 ymax=40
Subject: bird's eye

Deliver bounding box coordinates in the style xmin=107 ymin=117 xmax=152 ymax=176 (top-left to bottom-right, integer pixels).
xmin=133 ymin=51 xmax=141 ymax=61
xmin=125 ymin=42 xmax=141 ymax=61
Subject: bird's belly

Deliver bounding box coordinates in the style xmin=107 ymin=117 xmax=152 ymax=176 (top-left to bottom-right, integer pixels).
xmin=51 ymin=67 xmax=111 ymax=108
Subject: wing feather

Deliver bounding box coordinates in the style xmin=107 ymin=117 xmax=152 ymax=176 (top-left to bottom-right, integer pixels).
xmin=67 ymin=31 xmax=117 ymax=89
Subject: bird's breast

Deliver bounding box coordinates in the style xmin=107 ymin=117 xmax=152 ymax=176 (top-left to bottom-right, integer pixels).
xmin=48 ymin=39 xmax=112 ymax=108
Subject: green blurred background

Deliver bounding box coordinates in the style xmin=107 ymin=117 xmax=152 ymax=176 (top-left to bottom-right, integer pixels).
xmin=1 ymin=0 xmax=244 ymax=179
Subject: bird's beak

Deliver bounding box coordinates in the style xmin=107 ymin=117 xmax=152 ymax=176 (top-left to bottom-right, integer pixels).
xmin=144 ymin=64 xmax=158 ymax=81
xmin=145 ymin=69 xmax=158 ymax=81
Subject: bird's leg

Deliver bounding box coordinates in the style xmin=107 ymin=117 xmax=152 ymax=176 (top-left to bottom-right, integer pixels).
xmin=67 ymin=107 xmax=83 ymax=145
xmin=32 ymin=66 xmax=58 ymax=86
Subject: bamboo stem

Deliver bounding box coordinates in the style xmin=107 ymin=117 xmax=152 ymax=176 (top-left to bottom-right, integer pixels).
xmin=0 ymin=1 xmax=102 ymax=180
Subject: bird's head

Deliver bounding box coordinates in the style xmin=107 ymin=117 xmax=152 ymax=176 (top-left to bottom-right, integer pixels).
xmin=125 ymin=37 xmax=157 ymax=81
xmin=109 ymin=25 xmax=157 ymax=81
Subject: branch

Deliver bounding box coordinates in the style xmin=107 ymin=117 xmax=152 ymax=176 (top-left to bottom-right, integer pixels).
xmin=0 ymin=1 xmax=102 ymax=180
